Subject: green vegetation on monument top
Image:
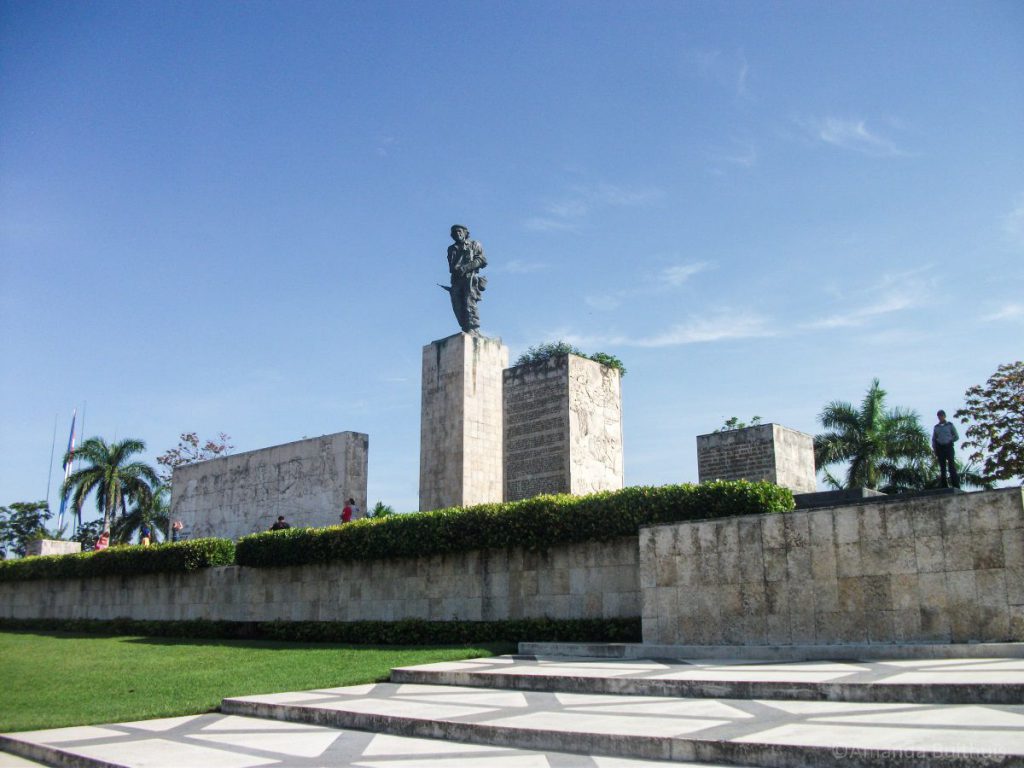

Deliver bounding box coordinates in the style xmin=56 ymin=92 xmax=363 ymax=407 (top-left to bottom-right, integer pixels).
xmin=0 ymin=631 xmax=510 ymax=732
xmin=515 ymin=341 xmax=626 ymax=377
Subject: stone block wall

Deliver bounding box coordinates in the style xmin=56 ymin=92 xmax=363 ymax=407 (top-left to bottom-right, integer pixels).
xmin=503 ymin=354 xmax=623 ymax=501
xmin=640 ymin=487 xmax=1024 ymax=645
xmin=170 ymin=432 xmax=368 ymax=540
xmin=420 ymin=333 xmax=508 ymax=511
xmin=696 ymin=423 xmax=816 ymax=493
xmin=0 ymin=538 xmax=639 ymax=624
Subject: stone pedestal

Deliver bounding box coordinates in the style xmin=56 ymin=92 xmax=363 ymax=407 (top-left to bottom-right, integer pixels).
xmin=504 ymin=354 xmax=623 ymax=502
xmin=696 ymin=423 xmax=816 ymax=493
xmin=419 ymin=333 xmax=508 ymax=511
xmin=170 ymin=431 xmax=368 ymax=540
xmin=24 ymin=539 xmax=81 ymax=557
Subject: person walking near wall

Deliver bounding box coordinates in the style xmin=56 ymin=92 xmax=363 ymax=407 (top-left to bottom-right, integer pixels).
xmin=933 ymin=410 xmax=960 ymax=489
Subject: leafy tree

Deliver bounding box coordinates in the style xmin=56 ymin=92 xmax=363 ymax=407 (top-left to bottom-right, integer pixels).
xmin=156 ymin=432 xmax=233 ymax=483
xmin=0 ymin=501 xmax=51 ymax=558
xmin=62 ymin=437 xmax=159 ymax=534
xmin=715 ymin=416 xmax=763 ymax=432
xmin=367 ymin=501 xmax=395 ymax=519
xmin=515 ymin=341 xmax=626 ymax=376
xmin=814 ymin=379 xmax=930 ymax=490
xmin=112 ymin=484 xmax=170 ymax=544
xmin=954 ymin=361 xmax=1024 ymax=484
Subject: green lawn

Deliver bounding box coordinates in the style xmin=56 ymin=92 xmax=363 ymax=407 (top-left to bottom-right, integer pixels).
xmin=0 ymin=631 xmax=512 ymax=732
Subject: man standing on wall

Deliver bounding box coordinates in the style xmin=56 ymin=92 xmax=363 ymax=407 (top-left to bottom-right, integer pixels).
xmin=932 ymin=410 xmax=960 ymax=489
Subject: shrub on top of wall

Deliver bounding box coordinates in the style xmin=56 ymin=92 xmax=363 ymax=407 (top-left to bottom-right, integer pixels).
xmin=236 ymin=481 xmax=794 ymax=569
xmin=0 ymin=538 xmax=235 ymax=583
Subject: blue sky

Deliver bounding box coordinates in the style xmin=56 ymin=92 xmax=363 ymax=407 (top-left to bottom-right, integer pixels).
xmin=2 ymin=0 xmax=1022 ymax=518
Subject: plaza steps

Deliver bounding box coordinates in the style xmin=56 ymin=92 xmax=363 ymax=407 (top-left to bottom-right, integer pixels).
xmin=217 ymin=648 xmax=1024 ymax=768
xmin=389 ymin=647 xmax=1024 ymax=705
xmin=5 ymin=646 xmax=1024 ymax=768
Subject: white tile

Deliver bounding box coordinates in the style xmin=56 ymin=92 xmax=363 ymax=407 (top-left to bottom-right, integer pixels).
xmin=189 ymin=730 xmax=341 ymax=757
xmin=118 ymin=715 xmax=207 ymax=732
xmin=316 ymin=698 xmax=494 ymax=719
xmin=13 ymin=725 xmax=127 ymax=744
xmin=201 ymin=715 xmax=332 ymax=732
xmin=69 ymin=737 xmax=278 ymax=768
xmin=489 ymin=711 xmax=729 ymax=737
xmin=353 ymin=755 xmax=550 ymax=768
xmin=363 ymin=734 xmax=515 ymax=756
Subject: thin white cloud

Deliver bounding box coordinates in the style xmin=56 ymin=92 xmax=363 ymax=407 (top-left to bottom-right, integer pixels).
xmin=981 ymin=303 xmax=1024 ymax=322
xmin=687 ymin=47 xmax=751 ymax=99
xmin=502 ymin=259 xmax=548 ymax=274
xmin=584 ymin=261 xmax=710 ymax=311
xmin=585 ymin=295 xmax=622 ymax=311
xmin=805 ymin=292 xmax=916 ymax=330
xmin=1005 ymin=196 xmax=1024 ymax=246
xmin=524 ymin=182 xmax=661 ymax=232
xmin=801 ymin=117 xmax=905 ymax=157
xmin=663 ymin=262 xmax=710 ymax=286
xmin=523 ymin=217 xmax=580 ymax=233
xmin=805 ymin=267 xmax=933 ymax=330
xmin=565 ymin=312 xmax=775 ymax=349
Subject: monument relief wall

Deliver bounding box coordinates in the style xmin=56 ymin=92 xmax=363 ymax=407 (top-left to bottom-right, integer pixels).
xmin=170 ymin=431 xmax=368 ymax=540
xmin=696 ymin=423 xmax=816 ymax=494
xmin=503 ymin=354 xmax=623 ymax=502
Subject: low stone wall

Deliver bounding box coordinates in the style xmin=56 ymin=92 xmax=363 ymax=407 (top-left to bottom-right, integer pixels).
xmin=0 ymin=538 xmax=638 ymax=623
xmin=640 ymin=488 xmax=1024 ymax=645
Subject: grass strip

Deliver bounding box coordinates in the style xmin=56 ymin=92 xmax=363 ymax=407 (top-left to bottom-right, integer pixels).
xmin=0 ymin=630 xmax=512 ymax=733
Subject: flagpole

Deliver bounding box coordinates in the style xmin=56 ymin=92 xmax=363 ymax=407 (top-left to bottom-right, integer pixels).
xmin=46 ymin=413 xmax=58 ymax=510
xmin=57 ymin=409 xmax=77 ymax=531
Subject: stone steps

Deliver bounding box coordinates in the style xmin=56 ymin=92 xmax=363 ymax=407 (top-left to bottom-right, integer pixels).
xmin=0 ymin=713 xmax=725 ymax=767
xmin=220 ymin=676 xmax=1024 ymax=768
xmin=389 ymin=652 xmax=1024 ymax=705
xmin=6 ymin=649 xmax=1023 ymax=767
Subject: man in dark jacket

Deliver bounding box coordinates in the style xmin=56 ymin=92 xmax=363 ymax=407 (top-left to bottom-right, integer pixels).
xmin=932 ymin=410 xmax=960 ymax=488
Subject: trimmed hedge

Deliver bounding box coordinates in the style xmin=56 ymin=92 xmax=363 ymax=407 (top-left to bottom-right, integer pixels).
xmin=0 ymin=538 xmax=235 ymax=583
xmin=236 ymin=481 xmax=794 ymax=569
xmin=0 ymin=617 xmax=641 ymax=645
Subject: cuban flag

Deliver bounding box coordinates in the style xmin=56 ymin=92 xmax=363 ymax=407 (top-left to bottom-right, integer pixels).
xmin=57 ymin=409 xmax=76 ymax=530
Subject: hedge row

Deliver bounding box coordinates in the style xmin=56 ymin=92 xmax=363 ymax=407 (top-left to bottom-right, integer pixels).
xmin=0 ymin=481 xmax=792 ymax=581
xmin=0 ymin=617 xmax=641 ymax=645
xmin=0 ymin=538 xmax=235 ymax=583
xmin=235 ymin=481 xmax=794 ymax=569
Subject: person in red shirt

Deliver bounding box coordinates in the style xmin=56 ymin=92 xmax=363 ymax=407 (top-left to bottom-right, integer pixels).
xmin=341 ymin=498 xmax=358 ymax=523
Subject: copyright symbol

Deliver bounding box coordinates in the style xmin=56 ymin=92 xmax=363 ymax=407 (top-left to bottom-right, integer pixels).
xmin=832 ymin=746 xmax=848 ymax=759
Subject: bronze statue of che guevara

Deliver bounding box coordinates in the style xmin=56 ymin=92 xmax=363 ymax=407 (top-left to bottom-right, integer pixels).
xmin=441 ymin=224 xmax=487 ymax=334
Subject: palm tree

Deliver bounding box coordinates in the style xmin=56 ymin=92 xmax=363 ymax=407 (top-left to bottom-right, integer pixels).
xmin=62 ymin=437 xmax=159 ymax=534
xmin=112 ymin=484 xmax=170 ymax=544
xmin=814 ymin=379 xmax=930 ymax=490
xmin=880 ymin=457 xmax=992 ymax=494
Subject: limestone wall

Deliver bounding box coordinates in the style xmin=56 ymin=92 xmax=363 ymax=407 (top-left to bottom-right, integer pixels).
xmin=640 ymin=488 xmax=1024 ymax=646
xmin=503 ymin=354 xmax=623 ymax=502
xmin=170 ymin=432 xmax=368 ymax=540
xmin=0 ymin=538 xmax=639 ymax=624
